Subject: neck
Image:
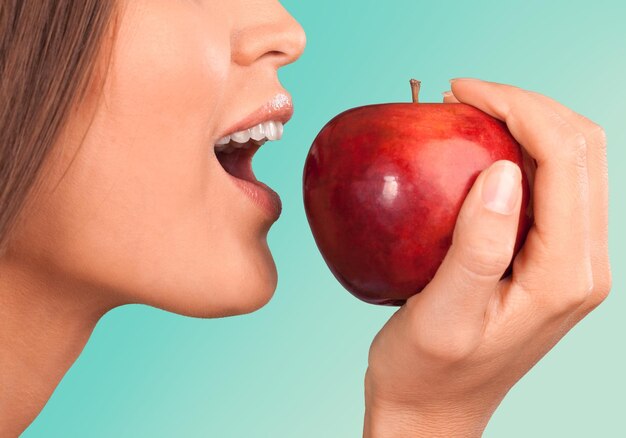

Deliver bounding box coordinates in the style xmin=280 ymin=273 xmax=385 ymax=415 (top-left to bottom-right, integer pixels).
xmin=0 ymin=257 xmax=110 ymax=436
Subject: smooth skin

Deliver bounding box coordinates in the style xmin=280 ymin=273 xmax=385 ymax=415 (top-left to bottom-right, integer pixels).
xmin=0 ymin=0 xmax=610 ymax=436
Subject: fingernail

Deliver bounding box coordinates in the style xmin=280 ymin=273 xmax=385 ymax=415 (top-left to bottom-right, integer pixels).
xmin=442 ymin=91 xmax=453 ymax=97
xmin=481 ymin=161 xmax=521 ymax=215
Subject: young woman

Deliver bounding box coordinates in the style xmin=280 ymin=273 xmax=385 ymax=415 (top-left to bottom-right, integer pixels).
xmin=0 ymin=1 xmax=611 ymax=436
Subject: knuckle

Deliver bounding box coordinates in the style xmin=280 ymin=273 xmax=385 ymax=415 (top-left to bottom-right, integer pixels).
xmin=456 ymin=239 xmax=514 ymax=279
xmin=603 ymin=268 xmax=613 ymax=295
xmin=540 ymin=270 xmax=594 ymax=316
xmin=593 ymin=284 xmax=611 ymax=306
xmin=561 ymin=274 xmax=594 ymax=312
xmin=569 ymin=281 xmax=594 ymax=309
xmin=526 ymin=89 xmax=558 ymax=108
xmin=414 ymin=331 xmax=478 ymax=363
xmin=588 ymin=122 xmax=607 ymax=148
xmin=519 ymin=88 xmax=536 ymax=102
xmin=502 ymin=88 xmax=532 ymax=120
xmin=575 ymin=115 xmax=607 ymax=147
xmin=590 ymin=270 xmax=613 ymax=306
xmin=562 ymin=131 xmax=588 ymax=167
xmin=547 ymin=109 xmax=588 ymax=167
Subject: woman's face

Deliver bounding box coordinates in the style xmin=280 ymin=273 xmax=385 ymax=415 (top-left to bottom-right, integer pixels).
xmin=9 ymin=0 xmax=306 ymax=317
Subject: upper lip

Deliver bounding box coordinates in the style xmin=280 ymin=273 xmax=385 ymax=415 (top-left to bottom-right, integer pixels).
xmin=217 ymin=92 xmax=294 ymax=141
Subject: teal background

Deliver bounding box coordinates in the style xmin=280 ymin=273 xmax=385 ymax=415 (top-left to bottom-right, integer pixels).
xmin=24 ymin=0 xmax=625 ymax=437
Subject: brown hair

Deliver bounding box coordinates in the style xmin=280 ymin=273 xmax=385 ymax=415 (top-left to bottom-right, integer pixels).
xmin=0 ymin=1 xmax=118 ymax=255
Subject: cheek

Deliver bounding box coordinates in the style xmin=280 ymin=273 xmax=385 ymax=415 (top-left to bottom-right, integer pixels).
xmin=110 ymin=1 xmax=229 ymax=156
xmin=86 ymin=1 xmax=231 ymax=249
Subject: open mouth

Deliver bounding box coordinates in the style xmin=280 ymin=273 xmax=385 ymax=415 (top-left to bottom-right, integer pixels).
xmin=212 ymin=119 xmax=285 ymax=220
xmin=213 ymin=120 xmax=284 ymax=184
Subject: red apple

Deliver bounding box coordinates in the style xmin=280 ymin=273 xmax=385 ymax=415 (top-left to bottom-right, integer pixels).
xmin=303 ymin=80 xmax=533 ymax=306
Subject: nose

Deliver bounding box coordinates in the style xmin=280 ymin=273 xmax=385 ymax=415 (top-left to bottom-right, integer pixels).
xmin=231 ymin=2 xmax=306 ymax=68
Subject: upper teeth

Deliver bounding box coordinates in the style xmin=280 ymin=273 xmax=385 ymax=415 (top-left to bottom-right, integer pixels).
xmin=215 ymin=120 xmax=284 ymax=152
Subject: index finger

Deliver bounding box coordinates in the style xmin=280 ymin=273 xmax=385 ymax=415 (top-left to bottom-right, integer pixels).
xmin=449 ymin=79 xmax=591 ymax=289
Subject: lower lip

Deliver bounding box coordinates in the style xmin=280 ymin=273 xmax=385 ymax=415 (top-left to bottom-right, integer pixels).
xmin=230 ymin=174 xmax=282 ymax=222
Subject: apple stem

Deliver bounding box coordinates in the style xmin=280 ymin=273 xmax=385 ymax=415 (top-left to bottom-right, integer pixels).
xmin=410 ymin=79 xmax=421 ymax=103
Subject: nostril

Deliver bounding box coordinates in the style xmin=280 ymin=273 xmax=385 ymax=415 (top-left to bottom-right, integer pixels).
xmin=262 ymin=50 xmax=286 ymax=63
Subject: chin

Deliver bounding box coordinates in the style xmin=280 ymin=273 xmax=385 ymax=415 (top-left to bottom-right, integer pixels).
xmin=150 ymin=243 xmax=279 ymax=319
xmin=203 ymin=263 xmax=278 ymax=319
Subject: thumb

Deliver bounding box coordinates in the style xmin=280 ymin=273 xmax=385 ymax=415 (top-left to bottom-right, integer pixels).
xmin=407 ymin=160 xmax=522 ymax=350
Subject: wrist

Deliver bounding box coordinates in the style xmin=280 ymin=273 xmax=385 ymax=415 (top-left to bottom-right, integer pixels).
xmin=363 ymin=400 xmax=489 ymax=438
xmin=363 ymin=372 xmax=494 ymax=438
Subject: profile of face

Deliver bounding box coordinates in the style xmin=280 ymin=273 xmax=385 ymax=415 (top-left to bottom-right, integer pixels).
xmin=8 ymin=0 xmax=306 ymax=317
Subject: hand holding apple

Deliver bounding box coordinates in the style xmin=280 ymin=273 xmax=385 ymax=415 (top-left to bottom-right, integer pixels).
xmin=361 ymin=79 xmax=611 ymax=437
